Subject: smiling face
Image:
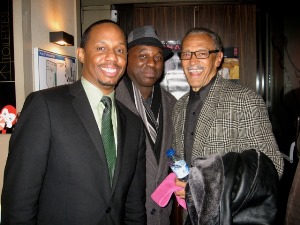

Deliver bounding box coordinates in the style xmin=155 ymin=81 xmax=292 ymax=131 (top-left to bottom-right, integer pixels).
xmin=77 ymin=22 xmax=127 ymax=95
xmin=127 ymin=45 xmax=164 ymax=98
xmin=181 ymin=33 xmax=223 ymax=92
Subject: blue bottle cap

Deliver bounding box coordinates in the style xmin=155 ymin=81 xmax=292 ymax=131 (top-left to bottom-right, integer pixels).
xmin=166 ymin=148 xmax=175 ymax=157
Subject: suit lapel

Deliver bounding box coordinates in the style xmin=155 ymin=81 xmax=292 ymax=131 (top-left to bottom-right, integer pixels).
xmin=69 ymin=81 xmax=111 ymax=194
xmin=193 ymin=75 xmax=223 ymax=157
xmin=157 ymin=93 xmax=174 ymax=177
xmin=115 ymin=79 xmax=139 ymax=115
xmin=173 ymin=94 xmax=189 ymax=157
xmin=69 ymin=81 xmax=103 ymax=154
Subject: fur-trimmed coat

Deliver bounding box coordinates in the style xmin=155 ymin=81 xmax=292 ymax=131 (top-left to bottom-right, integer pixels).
xmin=185 ymin=149 xmax=279 ymax=225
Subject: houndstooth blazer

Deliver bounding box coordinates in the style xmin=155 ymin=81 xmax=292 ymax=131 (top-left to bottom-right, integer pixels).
xmin=172 ymin=74 xmax=284 ymax=178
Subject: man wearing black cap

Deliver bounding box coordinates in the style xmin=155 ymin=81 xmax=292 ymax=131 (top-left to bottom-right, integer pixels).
xmin=116 ymin=25 xmax=176 ymax=225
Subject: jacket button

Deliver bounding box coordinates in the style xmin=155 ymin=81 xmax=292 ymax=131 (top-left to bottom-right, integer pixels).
xmin=106 ymin=207 xmax=111 ymax=213
xmin=150 ymin=208 xmax=156 ymax=215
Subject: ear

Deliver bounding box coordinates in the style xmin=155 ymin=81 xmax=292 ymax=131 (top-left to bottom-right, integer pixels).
xmin=215 ymin=52 xmax=224 ymax=67
xmin=77 ymin=47 xmax=85 ymax=64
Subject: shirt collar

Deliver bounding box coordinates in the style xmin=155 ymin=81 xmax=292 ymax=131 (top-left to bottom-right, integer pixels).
xmin=81 ymin=76 xmax=115 ymax=108
xmin=189 ymin=75 xmax=216 ymax=101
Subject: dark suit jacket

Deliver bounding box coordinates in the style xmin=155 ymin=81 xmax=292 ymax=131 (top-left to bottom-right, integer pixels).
xmin=1 ymin=80 xmax=146 ymax=225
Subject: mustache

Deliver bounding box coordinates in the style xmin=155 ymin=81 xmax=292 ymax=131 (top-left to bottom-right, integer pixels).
xmin=187 ymin=65 xmax=204 ymax=71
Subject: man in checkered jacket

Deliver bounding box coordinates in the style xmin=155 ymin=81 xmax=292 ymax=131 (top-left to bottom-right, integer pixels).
xmin=172 ymin=26 xmax=283 ymax=202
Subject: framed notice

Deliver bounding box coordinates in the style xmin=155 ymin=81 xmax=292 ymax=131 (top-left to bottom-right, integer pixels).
xmin=34 ymin=48 xmax=76 ymax=91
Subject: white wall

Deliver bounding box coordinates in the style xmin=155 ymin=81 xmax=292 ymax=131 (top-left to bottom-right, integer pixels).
xmin=81 ymin=5 xmax=111 ymax=33
xmin=0 ymin=0 xmax=81 ymax=196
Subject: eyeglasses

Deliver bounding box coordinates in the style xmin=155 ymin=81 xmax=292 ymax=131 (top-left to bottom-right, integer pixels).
xmin=178 ymin=50 xmax=219 ymax=60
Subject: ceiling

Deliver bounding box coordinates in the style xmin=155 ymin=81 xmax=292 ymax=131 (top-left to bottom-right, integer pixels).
xmin=81 ymin=0 xmax=239 ymax=6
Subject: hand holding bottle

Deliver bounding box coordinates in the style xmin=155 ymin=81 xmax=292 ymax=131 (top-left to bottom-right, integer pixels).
xmin=166 ymin=148 xmax=189 ymax=181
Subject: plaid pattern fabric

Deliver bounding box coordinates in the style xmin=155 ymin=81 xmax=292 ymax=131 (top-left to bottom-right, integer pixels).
xmin=172 ymin=75 xmax=284 ymax=178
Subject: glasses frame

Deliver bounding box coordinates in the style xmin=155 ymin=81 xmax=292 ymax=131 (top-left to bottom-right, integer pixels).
xmin=178 ymin=49 xmax=220 ymax=60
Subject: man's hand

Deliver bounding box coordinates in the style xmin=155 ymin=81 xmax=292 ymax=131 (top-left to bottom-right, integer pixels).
xmin=174 ymin=178 xmax=186 ymax=199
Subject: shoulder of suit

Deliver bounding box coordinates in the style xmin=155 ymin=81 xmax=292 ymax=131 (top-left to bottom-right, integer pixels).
xmin=116 ymin=99 xmax=139 ymax=116
xmin=173 ymin=93 xmax=189 ymax=112
xmin=115 ymin=79 xmax=130 ymax=100
xmin=220 ymin=79 xmax=261 ymax=100
xmin=38 ymin=82 xmax=72 ymax=97
xmin=161 ymin=87 xmax=177 ymax=104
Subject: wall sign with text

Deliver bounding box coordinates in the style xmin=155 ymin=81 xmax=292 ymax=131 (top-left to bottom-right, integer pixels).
xmin=34 ymin=48 xmax=76 ymax=91
xmin=0 ymin=0 xmax=17 ymax=134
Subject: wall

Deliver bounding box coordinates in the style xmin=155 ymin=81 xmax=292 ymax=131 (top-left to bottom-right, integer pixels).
xmin=81 ymin=5 xmax=111 ymax=33
xmin=130 ymin=4 xmax=257 ymax=91
xmin=0 ymin=0 xmax=80 ymax=197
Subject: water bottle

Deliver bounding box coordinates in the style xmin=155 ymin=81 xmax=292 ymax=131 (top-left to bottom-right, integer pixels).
xmin=166 ymin=148 xmax=189 ymax=181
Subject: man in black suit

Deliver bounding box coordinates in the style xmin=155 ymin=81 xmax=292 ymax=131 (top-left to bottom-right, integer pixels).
xmin=1 ymin=20 xmax=146 ymax=225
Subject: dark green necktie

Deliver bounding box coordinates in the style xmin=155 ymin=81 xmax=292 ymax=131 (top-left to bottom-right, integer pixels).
xmin=101 ymin=96 xmax=116 ymax=183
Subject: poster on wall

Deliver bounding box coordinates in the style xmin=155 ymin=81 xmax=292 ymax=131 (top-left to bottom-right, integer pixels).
xmin=34 ymin=48 xmax=76 ymax=91
xmin=218 ymin=47 xmax=239 ymax=81
xmin=0 ymin=0 xmax=17 ymax=134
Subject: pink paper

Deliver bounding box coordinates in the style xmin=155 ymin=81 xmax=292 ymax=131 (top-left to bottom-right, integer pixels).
xmin=151 ymin=172 xmax=187 ymax=210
